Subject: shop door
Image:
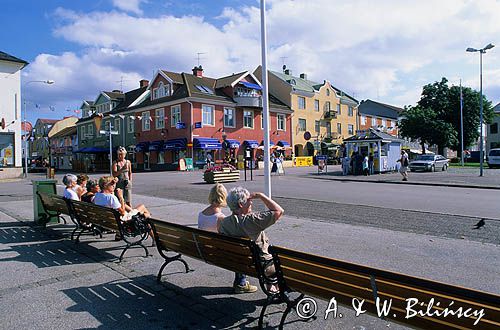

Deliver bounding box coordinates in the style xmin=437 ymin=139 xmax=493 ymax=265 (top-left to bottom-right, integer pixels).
xmin=144 ymin=152 xmax=150 ymax=170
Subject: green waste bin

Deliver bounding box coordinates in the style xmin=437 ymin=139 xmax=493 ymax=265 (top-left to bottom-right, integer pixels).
xmin=32 ymin=179 xmax=58 ymax=225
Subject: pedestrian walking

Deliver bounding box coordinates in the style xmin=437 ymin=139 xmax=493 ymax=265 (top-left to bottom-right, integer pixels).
xmin=368 ymin=153 xmax=374 ymax=175
xmin=112 ymin=146 xmax=132 ymax=206
xmin=398 ymin=150 xmax=409 ymax=181
xmin=362 ymin=154 xmax=369 ymax=176
xmin=342 ymin=156 xmax=350 ymax=175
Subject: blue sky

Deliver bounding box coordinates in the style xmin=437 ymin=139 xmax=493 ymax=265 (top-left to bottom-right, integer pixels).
xmin=2 ymin=0 xmax=499 ymax=125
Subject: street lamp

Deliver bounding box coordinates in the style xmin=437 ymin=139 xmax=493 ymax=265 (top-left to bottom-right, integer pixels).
xmin=466 ymin=43 xmax=494 ymax=177
xmin=23 ymin=80 xmax=55 ymax=178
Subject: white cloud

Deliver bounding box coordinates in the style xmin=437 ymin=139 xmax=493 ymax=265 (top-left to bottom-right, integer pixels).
xmin=112 ymin=0 xmax=146 ymax=15
xmin=23 ymin=0 xmax=500 ymax=117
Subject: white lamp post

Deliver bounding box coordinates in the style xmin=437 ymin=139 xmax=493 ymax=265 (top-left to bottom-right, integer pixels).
xmin=260 ymin=0 xmax=271 ymax=197
xmin=22 ymin=80 xmax=55 ymax=178
xmin=466 ymin=43 xmax=494 ymax=177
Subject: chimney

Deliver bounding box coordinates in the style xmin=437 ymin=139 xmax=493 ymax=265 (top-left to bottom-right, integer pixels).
xmin=300 ymin=73 xmax=307 ymax=80
xmin=284 ymin=69 xmax=292 ymax=75
xmin=139 ymin=79 xmax=149 ymax=88
xmin=192 ymin=65 xmax=204 ymax=77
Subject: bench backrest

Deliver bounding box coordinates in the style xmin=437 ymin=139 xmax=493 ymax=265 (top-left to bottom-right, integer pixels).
xmin=149 ymin=218 xmax=257 ymax=277
xmin=270 ymin=245 xmax=500 ymax=330
xmin=37 ymin=191 xmax=71 ymax=216
xmin=70 ymin=200 xmax=121 ymax=232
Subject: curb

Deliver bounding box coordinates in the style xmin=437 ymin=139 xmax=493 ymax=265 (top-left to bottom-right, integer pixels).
xmin=309 ymin=175 xmax=500 ymax=190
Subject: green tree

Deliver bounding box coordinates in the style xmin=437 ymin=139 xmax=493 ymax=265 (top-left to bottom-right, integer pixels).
xmin=399 ymin=105 xmax=457 ymax=154
xmin=401 ymin=77 xmax=493 ymax=155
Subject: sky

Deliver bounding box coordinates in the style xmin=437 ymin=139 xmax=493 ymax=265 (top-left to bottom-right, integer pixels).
xmin=1 ymin=0 xmax=500 ymax=125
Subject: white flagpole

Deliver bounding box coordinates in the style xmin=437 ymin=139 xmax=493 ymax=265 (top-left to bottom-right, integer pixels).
xmin=260 ymin=0 xmax=271 ymax=197
xmin=460 ymin=79 xmax=464 ymax=167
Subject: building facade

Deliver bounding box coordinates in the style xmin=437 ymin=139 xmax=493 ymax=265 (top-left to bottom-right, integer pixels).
xmin=357 ymin=99 xmax=401 ymax=136
xmin=0 ymin=51 xmax=28 ymax=178
xmin=254 ymin=67 xmax=358 ymax=157
xmin=487 ymin=103 xmax=500 ymax=153
xmin=31 ymin=118 xmax=58 ymax=164
xmin=48 ymin=116 xmax=78 ymax=170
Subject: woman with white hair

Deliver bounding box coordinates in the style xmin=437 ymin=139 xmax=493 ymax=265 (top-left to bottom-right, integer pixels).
xmin=62 ymin=174 xmax=79 ymax=201
xmin=112 ymin=146 xmax=132 ymax=206
xmin=219 ymin=186 xmax=284 ymax=293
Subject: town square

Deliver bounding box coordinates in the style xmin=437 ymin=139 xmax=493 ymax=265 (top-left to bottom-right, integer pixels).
xmin=0 ymin=1 xmax=499 ymax=329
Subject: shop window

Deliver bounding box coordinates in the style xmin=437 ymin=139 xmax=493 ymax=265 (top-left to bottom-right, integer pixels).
xmin=0 ymin=133 xmax=15 ymax=167
xmin=158 ymin=151 xmax=165 ymax=164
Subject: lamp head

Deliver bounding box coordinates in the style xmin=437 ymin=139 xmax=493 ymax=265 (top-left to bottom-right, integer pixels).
xmin=45 ymin=80 xmax=55 ymax=84
xmin=466 ymin=47 xmax=478 ymax=52
xmin=484 ymin=43 xmax=495 ymax=51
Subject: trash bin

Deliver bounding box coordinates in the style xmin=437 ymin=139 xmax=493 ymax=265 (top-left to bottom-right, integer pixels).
xmin=32 ymin=179 xmax=58 ymax=225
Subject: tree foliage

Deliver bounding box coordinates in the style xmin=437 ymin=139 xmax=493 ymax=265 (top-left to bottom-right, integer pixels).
xmin=399 ymin=77 xmax=493 ymax=154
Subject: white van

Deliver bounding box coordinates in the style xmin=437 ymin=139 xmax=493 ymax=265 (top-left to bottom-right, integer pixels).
xmin=487 ymin=148 xmax=500 ymax=168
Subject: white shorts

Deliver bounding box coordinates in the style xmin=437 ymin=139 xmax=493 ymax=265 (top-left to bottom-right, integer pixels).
xmin=121 ymin=209 xmax=139 ymax=221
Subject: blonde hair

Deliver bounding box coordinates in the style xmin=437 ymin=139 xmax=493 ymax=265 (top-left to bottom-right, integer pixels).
xmin=208 ymin=183 xmax=227 ymax=207
xmin=117 ymin=146 xmax=127 ymax=154
xmin=99 ymin=176 xmax=117 ymax=191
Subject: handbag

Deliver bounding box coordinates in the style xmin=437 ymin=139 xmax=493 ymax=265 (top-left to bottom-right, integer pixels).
xmin=123 ymin=213 xmax=149 ymax=236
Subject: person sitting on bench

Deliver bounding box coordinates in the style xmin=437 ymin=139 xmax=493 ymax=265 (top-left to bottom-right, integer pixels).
xmin=219 ymin=187 xmax=284 ymax=293
xmin=62 ymin=174 xmax=79 ymax=201
xmin=81 ymin=179 xmax=99 ymax=203
xmin=93 ymin=176 xmax=151 ymax=240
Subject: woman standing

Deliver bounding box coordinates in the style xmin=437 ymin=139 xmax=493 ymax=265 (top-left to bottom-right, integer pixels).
xmin=113 ymin=146 xmax=132 ymax=206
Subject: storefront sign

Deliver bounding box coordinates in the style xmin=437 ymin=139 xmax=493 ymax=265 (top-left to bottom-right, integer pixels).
xmin=185 ymin=158 xmax=194 ymax=171
xmin=194 ymin=122 xmax=202 ymax=129
xmin=295 ymin=156 xmax=313 ymax=167
xmin=176 ymin=122 xmax=186 ymax=129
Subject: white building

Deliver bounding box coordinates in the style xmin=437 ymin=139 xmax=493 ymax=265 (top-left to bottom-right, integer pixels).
xmin=0 ymin=51 xmax=28 ymax=179
xmin=487 ymin=103 xmax=500 ymax=154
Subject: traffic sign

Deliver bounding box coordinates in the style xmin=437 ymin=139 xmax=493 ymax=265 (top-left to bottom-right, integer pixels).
xmin=304 ymin=131 xmax=311 ymax=140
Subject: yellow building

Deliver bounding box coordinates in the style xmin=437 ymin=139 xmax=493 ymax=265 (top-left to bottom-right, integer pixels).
xmin=254 ymin=67 xmax=358 ymax=157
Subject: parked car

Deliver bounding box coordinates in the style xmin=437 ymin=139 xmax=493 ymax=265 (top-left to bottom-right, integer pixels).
xmin=487 ymin=148 xmax=500 ymax=168
xmin=409 ymin=154 xmax=449 ymax=172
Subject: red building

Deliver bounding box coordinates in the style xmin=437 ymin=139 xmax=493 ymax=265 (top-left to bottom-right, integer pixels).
xmin=133 ymin=66 xmax=292 ymax=170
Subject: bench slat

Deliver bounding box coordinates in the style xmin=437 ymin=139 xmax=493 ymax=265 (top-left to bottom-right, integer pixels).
xmin=38 ymin=192 xmax=70 ymax=215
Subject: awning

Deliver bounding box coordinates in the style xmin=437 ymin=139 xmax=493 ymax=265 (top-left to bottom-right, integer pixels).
xmin=193 ymin=137 xmax=221 ymax=149
xmin=75 ymin=147 xmax=108 ymax=153
xmin=148 ymin=140 xmax=163 ymax=151
xmin=321 ymin=142 xmax=339 ymax=150
xmin=222 ymin=139 xmax=240 ymax=149
xmin=260 ymin=140 xmax=275 ymax=147
xmin=239 ymin=81 xmax=262 ymax=90
xmin=277 ymin=140 xmax=291 ymax=148
xmin=243 ymin=140 xmax=259 ymax=149
xmin=135 ymin=142 xmax=149 ymax=152
xmin=163 ymin=138 xmax=187 ymax=150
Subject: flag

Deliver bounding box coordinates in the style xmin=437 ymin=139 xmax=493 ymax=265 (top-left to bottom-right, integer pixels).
xmin=137 ymin=116 xmax=142 ymax=120
xmin=129 ymin=115 xmax=135 ymax=119
xmin=109 ymin=114 xmax=115 ymax=118
xmin=149 ymin=117 xmax=153 ymax=122
xmin=118 ymin=115 xmax=125 ymax=119
xmin=35 ymin=104 xmax=40 ymax=108
xmin=49 ymin=106 xmax=55 ymax=111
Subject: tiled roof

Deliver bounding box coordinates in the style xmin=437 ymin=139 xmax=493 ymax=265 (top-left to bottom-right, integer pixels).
xmin=38 ymin=119 xmax=59 ymax=124
xmin=183 ymin=73 xmax=234 ymax=102
xmin=0 ymin=51 xmax=28 ymax=66
xmin=358 ymin=99 xmax=402 ymax=119
xmin=50 ymin=126 xmax=76 ymax=139
xmin=493 ymin=103 xmax=500 ymax=113
xmin=103 ymin=91 xmax=125 ymax=99
xmin=161 ymin=70 xmax=184 ymax=84
xmin=215 ymin=71 xmax=247 ymax=89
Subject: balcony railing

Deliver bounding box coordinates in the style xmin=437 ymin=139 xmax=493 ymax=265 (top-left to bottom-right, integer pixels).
xmin=323 ymin=110 xmax=337 ymax=119
xmin=234 ymin=96 xmax=262 ymax=107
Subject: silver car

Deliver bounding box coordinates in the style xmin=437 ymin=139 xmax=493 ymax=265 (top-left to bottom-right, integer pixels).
xmin=409 ymin=154 xmax=449 ymax=172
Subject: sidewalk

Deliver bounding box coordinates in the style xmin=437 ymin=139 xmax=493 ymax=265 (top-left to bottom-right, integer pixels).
xmin=312 ymin=166 xmax=500 ymax=189
xmin=0 ymin=193 xmax=498 ymax=329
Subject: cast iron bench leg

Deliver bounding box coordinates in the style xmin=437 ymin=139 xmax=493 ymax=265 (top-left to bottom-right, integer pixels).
xmin=156 ymin=254 xmax=191 ymax=282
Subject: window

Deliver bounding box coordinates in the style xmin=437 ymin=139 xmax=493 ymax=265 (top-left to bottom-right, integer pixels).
xmin=142 ymin=111 xmax=150 ymax=131
xmin=387 ymin=120 xmax=392 ymax=128
xmin=128 ymin=116 xmax=134 ymax=133
xmin=158 ymin=151 xmax=165 ymax=164
xmin=326 ymin=89 xmax=330 ymax=96
xmin=326 ymin=122 xmax=331 ymax=137
xmin=196 ymin=85 xmax=214 ymax=94
xmin=337 ymin=104 xmax=341 ymax=115
xmin=171 ymin=105 xmax=181 ymax=127
xmin=114 ymin=118 xmax=120 ymax=133
xmin=298 ymin=118 xmax=306 ymax=131
xmin=243 ymin=110 xmax=254 ymax=128
xmin=261 ymin=114 xmax=264 ymax=129
xmin=81 ymin=126 xmax=86 ymax=140
xmin=491 ymin=123 xmax=498 ymax=134
xmin=224 ymin=108 xmax=235 ymax=127
xmin=87 ymin=124 xmax=93 ymax=137
xmin=348 ymin=124 xmax=354 ymax=135
xmin=155 ymin=108 xmax=165 ymax=129
xmin=314 ymin=100 xmax=320 ymax=112
xmin=372 ymin=117 xmax=377 ymax=126
xmin=348 ymin=106 xmax=353 ymax=117
xmin=315 ymin=120 xmax=320 ymax=134
xmin=337 ymin=123 xmax=342 ymax=134
xmin=0 ymin=133 xmax=15 ymax=166
xmin=361 ymin=115 xmax=366 ymax=125
xmin=325 ymin=101 xmax=331 ymax=111
xmin=381 ymin=119 xmax=386 ymax=128
xmin=202 ymin=105 xmax=214 ymax=126
xmin=298 ymin=96 xmax=306 ymax=110
xmin=152 ymin=82 xmax=171 ymax=100
xmin=278 ymin=114 xmax=286 ymax=131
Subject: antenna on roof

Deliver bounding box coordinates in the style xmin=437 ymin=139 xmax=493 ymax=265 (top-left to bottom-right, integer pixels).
xmin=115 ymin=76 xmax=129 ymax=92
xmin=195 ymin=52 xmax=207 ymax=67
xmin=280 ymin=57 xmax=288 ymax=71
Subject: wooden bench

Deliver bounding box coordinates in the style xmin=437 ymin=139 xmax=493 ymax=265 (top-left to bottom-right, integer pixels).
xmin=267 ymin=245 xmax=500 ymax=330
xmin=149 ymin=218 xmax=261 ymax=284
xmin=36 ymin=191 xmax=69 ymax=225
xmin=70 ymin=200 xmax=151 ymax=261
